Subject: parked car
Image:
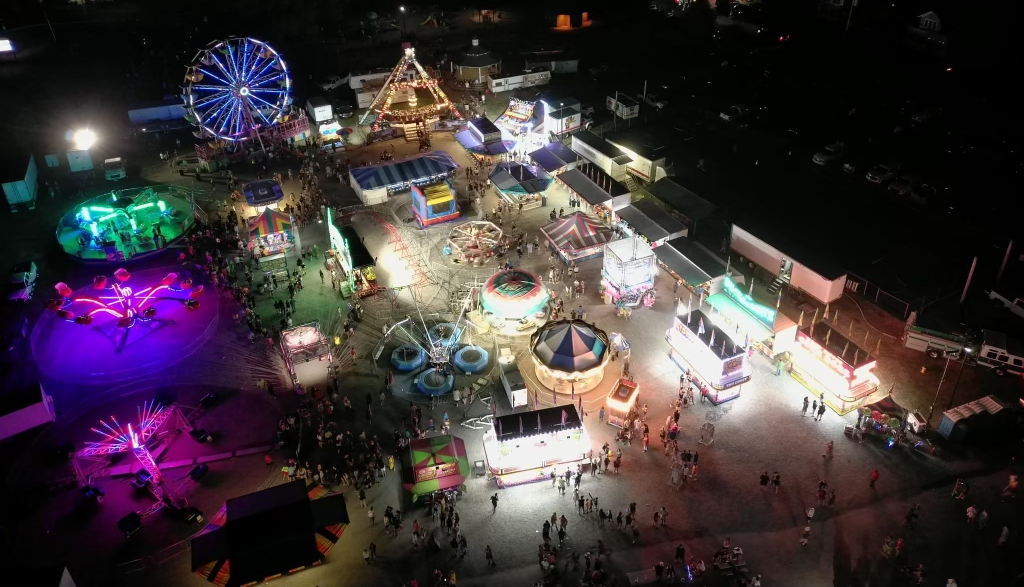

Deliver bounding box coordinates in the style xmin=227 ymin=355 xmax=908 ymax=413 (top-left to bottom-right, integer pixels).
xmin=866 ymin=162 xmax=901 ymax=184
xmin=842 ymin=161 xmax=858 ymax=174
xmin=888 ymin=173 xmax=921 ymax=196
xmin=812 ymin=142 xmax=845 ymax=165
xmin=335 ymin=101 xmax=354 ymax=119
xmin=6 ymin=262 xmax=37 ymax=303
xmin=637 ymin=92 xmax=667 ymax=110
xmin=909 ymin=183 xmax=939 ymax=206
xmin=320 ymin=74 xmax=350 ymax=92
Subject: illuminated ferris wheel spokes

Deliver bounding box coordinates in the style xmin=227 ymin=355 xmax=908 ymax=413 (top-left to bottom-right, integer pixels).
xmin=183 ymin=37 xmax=292 ymax=142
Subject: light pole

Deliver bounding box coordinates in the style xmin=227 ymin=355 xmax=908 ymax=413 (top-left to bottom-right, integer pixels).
xmin=927 ymin=345 xmax=972 ymax=426
xmin=399 ymin=6 xmax=407 ymax=37
xmin=559 ymin=102 xmax=564 ymax=136
xmin=945 ymin=346 xmax=972 ymax=411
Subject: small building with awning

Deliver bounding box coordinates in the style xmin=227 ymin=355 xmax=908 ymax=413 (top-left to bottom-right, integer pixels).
xmin=613 ymin=202 xmax=686 ymax=247
xmin=490 ymin=162 xmax=553 ymax=210
xmin=646 ymin=177 xmax=718 ymax=240
xmin=529 ymin=142 xmax=577 ymax=175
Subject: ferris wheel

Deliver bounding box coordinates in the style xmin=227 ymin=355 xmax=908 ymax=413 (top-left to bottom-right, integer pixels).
xmin=183 ymin=37 xmax=292 ymax=142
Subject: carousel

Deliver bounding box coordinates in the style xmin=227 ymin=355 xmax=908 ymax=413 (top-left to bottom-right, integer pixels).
xmin=530 ymin=319 xmax=611 ymax=394
xmin=479 ymin=269 xmax=551 ymax=334
xmin=446 ymin=221 xmax=503 ymax=265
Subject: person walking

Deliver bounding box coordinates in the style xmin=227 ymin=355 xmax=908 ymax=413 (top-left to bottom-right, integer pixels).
xmin=359 ymin=489 xmax=367 ymax=507
xmin=659 ymin=507 xmax=669 ymax=527
xmin=368 ymin=506 xmax=375 ymax=525
xmin=491 ymin=493 xmax=499 ymax=512
xmin=801 ymin=397 xmax=809 ymax=416
xmin=827 ymin=489 xmax=836 ymax=508
xmin=978 ymin=508 xmax=989 ymax=530
xmin=823 ymin=441 xmax=834 ymax=459
xmin=771 ymin=472 xmax=782 ymax=494
xmin=800 ymin=526 xmax=811 ymax=546
xmin=362 ymin=547 xmax=371 ymax=564
xmin=966 ymin=504 xmax=978 ymax=525
xmin=760 ymin=472 xmax=770 ymax=491
xmin=485 ymin=545 xmax=496 ymax=567
xmin=599 ymin=406 xmax=605 ymax=424
xmin=812 ymin=399 xmax=818 ymax=416
xmin=817 ymin=403 xmax=827 ymax=421
xmin=869 ymin=469 xmax=880 ymax=489
xmin=805 ymin=507 xmax=815 ymax=525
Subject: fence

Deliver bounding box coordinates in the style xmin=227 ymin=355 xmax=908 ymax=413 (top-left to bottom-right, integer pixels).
xmin=843 ymin=271 xmax=912 ymax=319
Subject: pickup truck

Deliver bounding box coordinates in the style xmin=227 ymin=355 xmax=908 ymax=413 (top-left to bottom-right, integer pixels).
xmin=6 ymin=262 xmax=37 ymax=303
xmin=988 ymin=290 xmax=1024 ymax=320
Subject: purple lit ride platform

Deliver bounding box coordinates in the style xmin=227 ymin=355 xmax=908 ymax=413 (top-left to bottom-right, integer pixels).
xmin=30 ymin=267 xmax=219 ymax=385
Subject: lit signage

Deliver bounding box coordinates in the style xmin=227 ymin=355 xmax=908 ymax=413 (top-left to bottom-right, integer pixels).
xmin=0 ymin=40 xmax=13 ymax=53
xmin=796 ymin=331 xmax=852 ymax=380
xmin=722 ymin=276 xmax=776 ymax=327
xmin=414 ymin=460 xmax=460 ymax=483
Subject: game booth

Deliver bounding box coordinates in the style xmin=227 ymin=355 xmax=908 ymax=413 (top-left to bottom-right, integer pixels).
xmin=248 ymin=208 xmax=294 ymax=257
xmin=403 ymin=435 xmax=471 ymax=501
xmin=605 ymin=378 xmax=640 ymax=428
xmin=529 ymin=142 xmax=577 ymax=175
xmin=495 ymin=97 xmax=537 ymax=136
xmin=349 ymin=152 xmax=459 ymax=205
xmin=281 ymin=321 xmax=332 ymax=388
xmin=483 ymin=404 xmax=592 ymax=487
xmin=445 ymin=221 xmax=503 ymax=265
xmin=530 ymin=319 xmax=611 ymax=394
xmin=666 ymin=309 xmax=752 ymax=405
xmin=541 ymin=212 xmax=616 ymax=263
xmin=57 ymin=185 xmax=198 ymax=264
xmin=411 ymin=182 xmax=460 ymax=226
xmin=602 ymin=237 xmax=657 ymax=310
xmin=480 ymin=269 xmax=551 ymax=334
xmin=789 ymin=323 xmax=880 ymax=415
xmin=490 ymin=162 xmax=553 ymax=211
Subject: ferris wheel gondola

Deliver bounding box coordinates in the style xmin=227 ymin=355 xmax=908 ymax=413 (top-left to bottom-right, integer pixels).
xmin=182 ymin=37 xmax=292 ymax=142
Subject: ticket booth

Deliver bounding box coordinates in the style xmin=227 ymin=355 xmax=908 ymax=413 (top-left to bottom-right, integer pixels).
xmin=605 ymin=378 xmax=640 ymax=427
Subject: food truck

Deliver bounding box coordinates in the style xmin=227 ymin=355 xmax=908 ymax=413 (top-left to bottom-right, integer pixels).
xmin=604 ymin=378 xmax=639 ymax=427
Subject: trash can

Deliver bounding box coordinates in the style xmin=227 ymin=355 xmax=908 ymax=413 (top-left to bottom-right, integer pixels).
xmin=541 ymin=194 xmax=548 ymax=206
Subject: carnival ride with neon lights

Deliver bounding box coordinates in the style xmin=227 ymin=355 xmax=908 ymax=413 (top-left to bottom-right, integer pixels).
xmin=358 ymin=44 xmax=462 ymax=131
xmin=72 ymin=400 xmax=197 ymax=517
xmin=183 ymin=37 xmax=293 ymax=143
xmin=382 ymin=302 xmax=481 ymax=396
xmin=46 ymin=268 xmax=203 ymax=352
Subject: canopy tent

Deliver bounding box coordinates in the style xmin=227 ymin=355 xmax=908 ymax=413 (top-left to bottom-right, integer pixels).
xmin=529 ymin=142 xmax=576 ymax=174
xmin=242 ymin=179 xmax=285 ymax=207
xmin=349 ymin=152 xmax=459 ymax=204
xmin=557 ymin=169 xmax=610 ymax=207
xmin=864 ymin=395 xmax=908 ymax=419
xmin=490 ymin=162 xmax=552 ymax=195
xmin=248 ymin=209 xmax=292 ymax=238
xmin=541 ymin=212 xmax=616 ymax=262
xmin=402 ymin=435 xmax=470 ymax=498
xmin=655 ymin=243 xmax=713 ymax=288
xmin=532 ymin=320 xmax=608 ymax=372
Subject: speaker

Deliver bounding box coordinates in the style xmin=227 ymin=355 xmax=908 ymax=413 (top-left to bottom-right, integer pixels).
xmin=189 ymin=463 xmax=209 ymax=482
xmin=118 ymin=512 xmax=142 ymax=537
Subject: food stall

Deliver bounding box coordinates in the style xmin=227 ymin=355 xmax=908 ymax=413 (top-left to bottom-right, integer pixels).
xmin=325 ymin=209 xmax=378 ymax=299
xmin=403 ymin=435 xmax=470 ymax=501
xmin=605 ymin=378 xmax=640 ymax=427
xmin=280 ymin=321 xmax=332 ymax=387
xmin=531 ymin=319 xmax=611 ymax=394
xmin=789 ymin=323 xmax=879 ymax=414
xmin=483 ymin=405 xmax=591 ymax=487
xmin=704 ymin=275 xmax=799 ymax=358
xmin=248 ymin=209 xmax=294 ymax=256
xmin=665 ymin=309 xmax=751 ymax=405
xmin=601 ymin=237 xmax=657 ymax=309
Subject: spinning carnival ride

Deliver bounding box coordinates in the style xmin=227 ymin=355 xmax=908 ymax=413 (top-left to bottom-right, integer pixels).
xmin=183 ymin=37 xmax=293 ymax=142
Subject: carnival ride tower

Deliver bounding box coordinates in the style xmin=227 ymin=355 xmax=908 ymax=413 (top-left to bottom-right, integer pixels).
xmin=359 ymin=44 xmax=462 ymax=130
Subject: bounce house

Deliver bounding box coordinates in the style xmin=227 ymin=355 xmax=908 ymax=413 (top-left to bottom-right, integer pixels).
xmin=411 ymin=182 xmax=460 ymax=226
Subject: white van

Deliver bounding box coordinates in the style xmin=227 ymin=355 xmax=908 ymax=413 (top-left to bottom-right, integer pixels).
xmin=104 ymin=157 xmax=126 ymax=181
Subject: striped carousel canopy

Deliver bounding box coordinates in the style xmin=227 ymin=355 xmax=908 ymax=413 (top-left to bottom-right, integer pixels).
xmin=532 ymin=320 xmax=608 ymax=372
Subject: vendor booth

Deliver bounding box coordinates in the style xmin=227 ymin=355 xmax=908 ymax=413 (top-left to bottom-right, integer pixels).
xmin=605 ymin=378 xmax=640 ymax=427
xmin=529 ymin=142 xmax=577 ymax=175
xmin=490 ymin=162 xmax=552 ymax=211
xmin=480 ymin=269 xmax=550 ymax=333
xmin=483 ymin=404 xmax=591 ymax=487
xmin=602 ymin=237 xmax=657 ymax=309
xmin=403 ymin=435 xmax=470 ymax=501
xmin=789 ymin=323 xmax=880 ymax=414
xmin=704 ymin=275 xmax=799 ymax=358
xmin=614 ymin=204 xmax=679 ymax=247
xmin=555 ymin=169 xmax=630 ymax=223
xmin=665 ymin=310 xmax=751 ymax=405
xmin=242 ymin=179 xmax=285 ymax=209
xmin=495 ymin=97 xmax=537 ymax=135
xmin=446 ymin=221 xmax=503 ymax=265
xmin=248 ymin=209 xmax=294 ymax=256
xmin=530 ymin=319 xmax=611 ymax=394
xmin=653 ymin=238 xmax=724 ymax=298
xmin=280 ymin=321 xmax=332 ymax=387
xmin=326 ymin=211 xmax=378 ymax=298
xmin=541 ymin=212 xmax=616 ymax=264
xmin=411 ymin=182 xmax=460 ymax=226
xmin=349 ymin=152 xmax=459 ymax=205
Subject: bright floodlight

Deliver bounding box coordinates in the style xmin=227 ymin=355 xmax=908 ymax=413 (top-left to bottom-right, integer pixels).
xmin=400 ymin=5 xmax=405 ymax=11
xmin=73 ymin=129 xmax=97 ymax=151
